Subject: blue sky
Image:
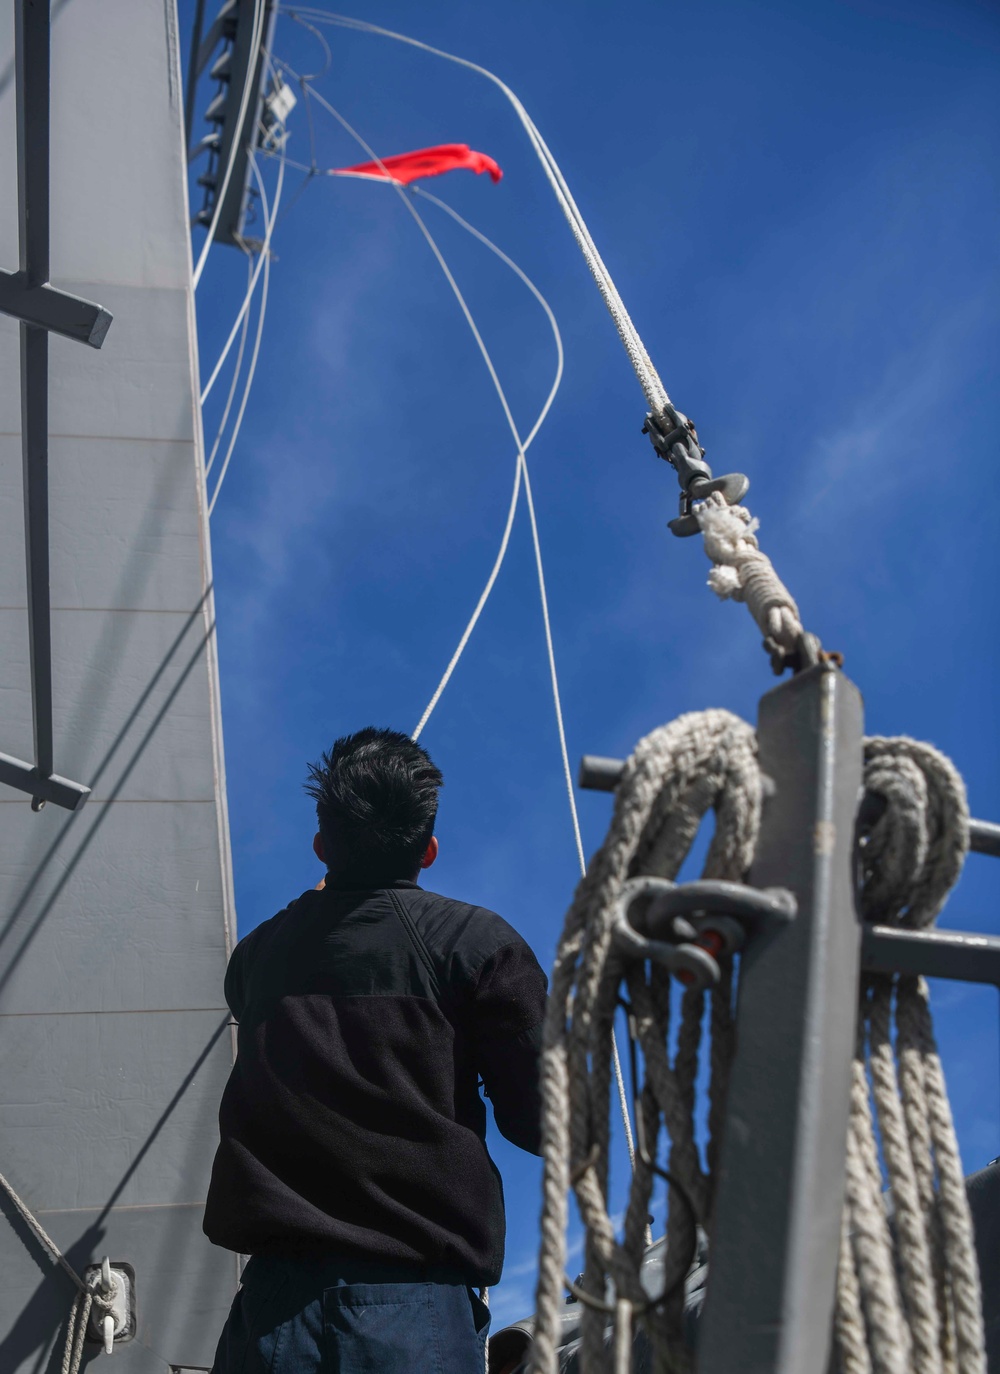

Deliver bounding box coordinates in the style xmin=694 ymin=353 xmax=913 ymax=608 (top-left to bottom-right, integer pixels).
xmin=183 ymin=0 xmax=1000 ymax=1329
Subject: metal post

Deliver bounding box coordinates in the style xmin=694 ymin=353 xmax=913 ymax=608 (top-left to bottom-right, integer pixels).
xmin=184 ymin=0 xmax=208 ymax=154
xmin=20 ymin=323 xmax=51 ymax=781
xmin=16 ymin=0 xmax=53 ymax=787
xmin=0 ymin=0 xmax=110 ymax=811
xmin=696 ymin=663 xmax=864 ymax=1374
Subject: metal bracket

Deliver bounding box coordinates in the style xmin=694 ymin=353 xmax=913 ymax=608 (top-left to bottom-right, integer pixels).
xmin=861 ymin=925 xmax=1000 ymax=988
xmin=612 ymin=875 xmax=797 ymax=991
xmin=0 ymin=270 xmax=111 ymax=347
xmin=642 ymin=406 xmax=749 ymax=537
xmin=0 ymin=751 xmax=90 ymax=811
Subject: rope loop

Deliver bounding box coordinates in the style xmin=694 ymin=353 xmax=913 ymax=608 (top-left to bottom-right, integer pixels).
xmin=836 ymin=738 xmax=985 ymax=1374
xmin=530 ymin=710 xmax=761 ymax=1373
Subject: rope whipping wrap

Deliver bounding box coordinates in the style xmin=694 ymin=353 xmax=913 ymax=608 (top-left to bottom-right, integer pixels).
xmin=531 ymin=710 xmax=762 ymax=1374
xmin=0 ymin=1169 xmax=118 ymax=1374
xmin=695 ymin=492 xmax=810 ymax=674
xmin=836 ymin=739 xmax=986 ymax=1374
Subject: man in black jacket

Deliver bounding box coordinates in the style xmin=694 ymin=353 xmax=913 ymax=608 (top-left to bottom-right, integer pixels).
xmin=205 ymin=727 xmax=548 ymax=1374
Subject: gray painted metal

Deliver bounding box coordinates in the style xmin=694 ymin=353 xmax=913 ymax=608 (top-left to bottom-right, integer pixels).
xmin=0 ymin=2 xmax=237 ymax=1370
xmin=580 ymin=755 xmax=999 ymax=857
xmin=184 ymin=0 xmax=208 ymax=153
xmin=969 ymin=818 xmax=1000 ymax=859
xmin=1 ymin=0 xmax=115 ymax=810
xmin=189 ymin=0 xmax=277 ymax=248
xmin=696 ymin=664 xmax=864 ymax=1374
xmin=862 ymin=926 xmax=1000 ymax=987
xmin=0 ymin=272 xmax=111 ymax=347
xmin=577 ymin=753 xmax=627 ymax=792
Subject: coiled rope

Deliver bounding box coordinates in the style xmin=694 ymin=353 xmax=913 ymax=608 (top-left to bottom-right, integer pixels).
xmin=532 ymin=710 xmax=761 ymax=1374
xmin=0 ymin=1168 xmax=118 ymax=1374
xmin=531 ymin=720 xmax=985 ymax=1374
xmin=837 ymin=738 xmax=986 ymax=1374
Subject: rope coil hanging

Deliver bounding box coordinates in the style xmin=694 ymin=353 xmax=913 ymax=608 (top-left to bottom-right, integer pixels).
xmin=531 ymin=710 xmax=761 ymax=1374
xmin=530 ymin=720 xmax=985 ymax=1374
xmin=837 ymin=738 xmax=986 ymax=1374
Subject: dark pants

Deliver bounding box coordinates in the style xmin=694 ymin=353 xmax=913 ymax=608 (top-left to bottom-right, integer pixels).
xmin=210 ymin=1254 xmax=491 ymax=1374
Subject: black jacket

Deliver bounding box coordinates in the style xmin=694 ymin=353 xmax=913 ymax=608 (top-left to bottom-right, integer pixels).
xmin=203 ymin=879 xmax=547 ymax=1285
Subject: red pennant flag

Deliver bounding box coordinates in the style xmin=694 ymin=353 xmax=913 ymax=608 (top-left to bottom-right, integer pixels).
xmin=332 ymin=143 xmax=503 ymax=186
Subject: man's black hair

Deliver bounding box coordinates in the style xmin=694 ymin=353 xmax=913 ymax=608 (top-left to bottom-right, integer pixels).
xmin=305 ymin=727 xmax=443 ymax=886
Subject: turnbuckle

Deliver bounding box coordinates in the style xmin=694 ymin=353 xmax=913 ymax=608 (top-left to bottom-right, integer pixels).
xmin=611 ymin=876 xmax=796 ymax=989
xmin=642 ymin=407 xmax=749 ymax=537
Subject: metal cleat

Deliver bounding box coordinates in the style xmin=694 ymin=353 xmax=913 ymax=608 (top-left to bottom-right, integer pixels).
xmin=84 ymin=1258 xmax=135 ymax=1351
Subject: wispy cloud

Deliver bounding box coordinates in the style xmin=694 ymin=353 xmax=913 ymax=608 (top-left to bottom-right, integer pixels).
xmin=790 ymin=287 xmax=994 ymax=525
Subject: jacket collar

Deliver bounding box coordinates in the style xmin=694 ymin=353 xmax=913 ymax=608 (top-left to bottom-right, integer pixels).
xmin=322 ymin=875 xmax=420 ymax=893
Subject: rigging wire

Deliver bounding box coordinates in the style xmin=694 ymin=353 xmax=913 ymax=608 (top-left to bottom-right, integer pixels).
xmin=205 ymin=251 xmax=254 ymax=478
xmin=287 ymin=10 xmax=334 ymax=79
xmin=192 ymin=0 xmax=267 ymax=291
xmin=285 ymin=70 xmax=637 ymax=1165
xmin=408 ymin=185 xmax=562 ymax=742
xmin=200 ymin=97 xmax=286 ymax=406
xmin=300 ymin=80 xmax=586 ymax=856
xmin=284 ymin=7 xmax=669 ymax=412
xmin=208 ymin=148 xmax=275 ymax=516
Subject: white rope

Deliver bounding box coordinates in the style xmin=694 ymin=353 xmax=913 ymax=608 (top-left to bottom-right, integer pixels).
xmin=285 ymin=8 xmax=824 ymax=678
xmin=290 ymin=73 xmax=638 ymax=1161
xmin=295 ymin=81 xmax=587 ymax=856
xmin=0 ymin=1168 xmax=118 ymax=1374
xmin=531 ymin=710 xmax=761 ymax=1373
xmin=406 ymin=186 xmax=564 ymax=745
xmin=837 ymin=738 xmax=986 ymax=1374
xmin=205 ymin=251 xmax=255 ymax=477
xmin=200 ymin=135 xmax=283 ymax=407
xmin=208 ymin=150 xmax=277 ymax=517
xmin=285 ymin=8 xmax=669 ymax=412
xmin=191 ymin=0 xmax=267 ymax=290
xmin=695 ymin=494 xmax=809 ymax=672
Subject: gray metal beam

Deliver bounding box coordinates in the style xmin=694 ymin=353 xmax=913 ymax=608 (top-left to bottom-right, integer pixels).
xmin=0 ymin=750 xmax=90 ymax=810
xmin=16 ymin=0 xmax=49 ymax=284
xmin=0 ymin=271 xmax=112 ymax=345
xmin=969 ymin=819 xmax=1000 ymax=859
xmin=697 ymin=664 xmax=865 ymax=1374
xmin=191 ymin=0 xmax=276 ymax=247
xmin=184 ymin=0 xmax=209 ymax=153
xmin=862 ymin=926 xmax=1000 ymax=987
xmin=0 ymin=0 xmax=111 ymax=811
xmin=16 ymin=0 xmax=53 ymax=788
xmin=20 ymin=318 xmax=53 ymax=780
